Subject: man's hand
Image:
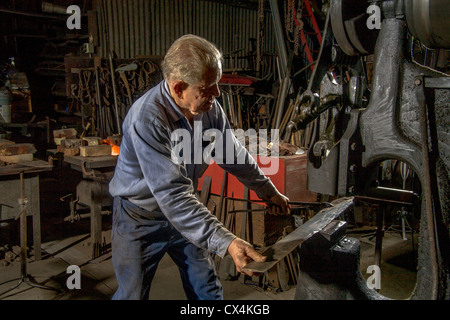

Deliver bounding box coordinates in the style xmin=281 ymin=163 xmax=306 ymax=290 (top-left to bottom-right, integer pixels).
xmin=227 ymin=238 xmax=266 ymax=276
xmin=264 ymin=192 xmax=291 ymax=215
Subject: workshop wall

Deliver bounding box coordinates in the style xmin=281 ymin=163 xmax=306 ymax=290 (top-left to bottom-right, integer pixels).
xmin=0 ymin=0 xmax=89 ymax=119
xmin=94 ymin=0 xmax=276 ymax=71
xmin=1 ymin=0 xmax=276 ymax=118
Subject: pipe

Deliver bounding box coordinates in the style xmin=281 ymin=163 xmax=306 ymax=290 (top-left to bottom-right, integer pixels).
xmin=41 ymin=2 xmax=68 ymax=15
xmin=269 ymin=0 xmax=288 ymax=79
xmin=41 ymin=2 xmax=87 ymax=17
xmin=64 ymin=210 xmax=111 ymax=222
xmin=269 ymin=0 xmax=293 ymax=130
xmin=0 ymin=7 xmax=66 ymax=20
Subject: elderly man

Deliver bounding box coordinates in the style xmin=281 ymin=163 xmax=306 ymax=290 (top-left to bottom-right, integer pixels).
xmin=109 ymin=34 xmax=290 ymax=300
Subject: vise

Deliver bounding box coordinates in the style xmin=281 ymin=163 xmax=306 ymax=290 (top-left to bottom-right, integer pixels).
xmin=63 ymin=154 xmax=117 ymax=259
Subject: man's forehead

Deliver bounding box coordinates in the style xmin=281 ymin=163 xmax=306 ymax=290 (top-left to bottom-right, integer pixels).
xmin=198 ymin=68 xmax=221 ymax=87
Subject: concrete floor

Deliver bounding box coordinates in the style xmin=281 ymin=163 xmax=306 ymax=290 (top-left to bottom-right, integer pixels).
xmin=0 ymin=159 xmax=418 ymax=300
xmin=0 ymin=228 xmax=297 ymax=300
xmin=354 ymin=230 xmax=419 ymax=300
xmin=0 ymin=168 xmax=298 ymax=301
xmin=0 ymin=168 xmax=418 ymax=301
xmin=0 ymin=223 xmax=418 ymax=300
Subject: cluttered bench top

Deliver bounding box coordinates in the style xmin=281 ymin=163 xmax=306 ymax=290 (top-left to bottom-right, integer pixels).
xmin=0 ymin=139 xmax=52 ymax=176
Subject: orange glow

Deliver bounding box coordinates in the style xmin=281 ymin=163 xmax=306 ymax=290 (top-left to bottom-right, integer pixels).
xmin=111 ymin=145 xmax=120 ymax=156
xmin=103 ymin=139 xmax=120 ymax=156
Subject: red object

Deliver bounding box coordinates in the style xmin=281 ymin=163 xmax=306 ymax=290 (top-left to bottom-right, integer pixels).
xmin=289 ymin=0 xmax=322 ymax=69
xmin=197 ymin=154 xmax=317 ymax=203
xmin=303 ymin=0 xmax=322 ymax=44
xmin=219 ymin=74 xmax=256 ymax=86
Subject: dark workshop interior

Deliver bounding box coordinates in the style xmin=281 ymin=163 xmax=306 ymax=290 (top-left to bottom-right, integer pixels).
xmin=0 ymin=0 xmax=449 ymax=302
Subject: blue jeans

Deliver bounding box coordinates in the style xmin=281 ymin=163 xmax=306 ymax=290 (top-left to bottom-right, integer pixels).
xmin=111 ymin=197 xmax=223 ymax=300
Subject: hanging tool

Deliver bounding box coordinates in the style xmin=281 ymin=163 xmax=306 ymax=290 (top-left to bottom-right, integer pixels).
xmin=80 ymin=122 xmax=91 ymax=139
xmin=94 ymin=56 xmax=104 ymax=137
xmin=116 ymin=63 xmax=138 ymax=108
xmin=109 ymin=51 xmax=122 ymax=136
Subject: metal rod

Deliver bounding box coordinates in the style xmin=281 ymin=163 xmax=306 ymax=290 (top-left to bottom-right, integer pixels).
xmin=374 ymin=205 xmax=384 ymax=288
xmin=19 ymin=172 xmax=27 ymax=277
xmin=417 ymin=77 xmax=439 ymax=300
xmin=354 ymin=195 xmax=414 ymax=207
xmin=292 ymin=61 xmax=316 ymax=78
xmin=366 ymin=186 xmax=418 ymax=205
xmin=94 ymin=60 xmax=103 ymax=137
xmin=109 ymin=51 xmax=121 ymax=136
xmin=228 ymin=209 xmax=267 ymax=214
xmin=64 ymin=210 xmax=111 ymax=222
xmin=224 ymin=196 xmax=332 ymax=208
xmin=268 ymin=0 xmax=288 ymax=79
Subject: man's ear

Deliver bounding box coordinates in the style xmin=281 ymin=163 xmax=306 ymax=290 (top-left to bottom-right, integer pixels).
xmin=172 ymin=81 xmax=188 ymax=98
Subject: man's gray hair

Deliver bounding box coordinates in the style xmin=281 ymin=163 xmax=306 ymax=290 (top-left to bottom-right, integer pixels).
xmin=161 ymin=34 xmax=223 ymax=85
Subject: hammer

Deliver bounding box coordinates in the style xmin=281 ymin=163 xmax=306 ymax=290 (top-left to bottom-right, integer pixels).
xmin=116 ymin=63 xmax=138 ymax=108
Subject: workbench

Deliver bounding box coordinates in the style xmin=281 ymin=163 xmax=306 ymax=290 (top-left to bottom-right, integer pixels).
xmin=0 ymin=119 xmax=51 ymax=144
xmin=64 ymin=154 xmax=118 ymax=172
xmin=0 ymin=159 xmax=52 ymax=261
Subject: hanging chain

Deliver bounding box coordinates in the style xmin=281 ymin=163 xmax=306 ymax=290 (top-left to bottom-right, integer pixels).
xmin=285 ymin=0 xmax=305 ymax=56
xmin=284 ymin=0 xmax=294 ymax=43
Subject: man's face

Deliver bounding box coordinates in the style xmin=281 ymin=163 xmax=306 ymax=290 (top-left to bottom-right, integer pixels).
xmin=178 ymin=68 xmax=221 ymax=116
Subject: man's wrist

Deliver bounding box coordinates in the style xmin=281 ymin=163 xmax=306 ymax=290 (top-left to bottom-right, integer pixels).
xmin=215 ymin=230 xmax=237 ymax=258
xmin=255 ymin=180 xmax=278 ymax=201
